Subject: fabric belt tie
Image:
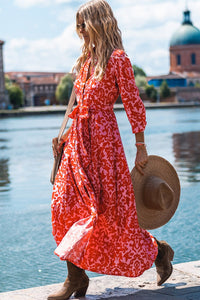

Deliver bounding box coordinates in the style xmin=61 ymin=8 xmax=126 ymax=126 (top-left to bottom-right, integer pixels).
xmin=68 ymin=104 xmax=113 ymax=120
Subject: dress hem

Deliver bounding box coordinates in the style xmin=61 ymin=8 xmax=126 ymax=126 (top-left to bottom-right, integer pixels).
xmin=54 ymin=248 xmax=158 ymax=279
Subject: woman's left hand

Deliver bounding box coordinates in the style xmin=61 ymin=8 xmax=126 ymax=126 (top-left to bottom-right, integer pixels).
xmin=52 ymin=137 xmax=64 ymax=158
xmin=135 ymin=145 xmax=148 ymax=175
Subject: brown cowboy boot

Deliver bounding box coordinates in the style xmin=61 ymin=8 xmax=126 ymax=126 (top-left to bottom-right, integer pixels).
xmin=155 ymin=239 xmax=174 ymax=286
xmin=47 ymin=261 xmax=89 ymax=300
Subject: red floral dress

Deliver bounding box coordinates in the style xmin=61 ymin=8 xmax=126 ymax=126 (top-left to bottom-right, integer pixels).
xmin=51 ymin=49 xmax=158 ymax=278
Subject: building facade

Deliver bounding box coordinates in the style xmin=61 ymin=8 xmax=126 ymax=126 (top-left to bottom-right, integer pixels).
xmin=6 ymin=71 xmax=67 ymax=106
xmin=148 ymin=9 xmax=200 ymax=98
xmin=1 ymin=39 xmax=70 ymax=108
xmin=170 ymin=10 xmax=200 ymax=73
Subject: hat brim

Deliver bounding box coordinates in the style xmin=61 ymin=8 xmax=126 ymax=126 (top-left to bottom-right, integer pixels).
xmin=131 ymin=155 xmax=180 ymax=230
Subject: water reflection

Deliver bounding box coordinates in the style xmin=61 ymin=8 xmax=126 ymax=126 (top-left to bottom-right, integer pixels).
xmin=173 ymin=131 xmax=200 ymax=182
xmin=0 ymin=158 xmax=10 ymax=192
xmin=0 ymin=138 xmax=10 ymax=192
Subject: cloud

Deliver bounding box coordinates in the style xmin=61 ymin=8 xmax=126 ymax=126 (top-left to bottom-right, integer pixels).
xmin=114 ymin=0 xmax=200 ymax=74
xmin=114 ymin=1 xmax=181 ymax=75
xmin=14 ymin=0 xmax=52 ymax=8
xmin=4 ymin=23 xmax=82 ymax=72
xmin=57 ymin=7 xmax=76 ymax=23
xmin=14 ymin=0 xmax=84 ymax=8
xmin=55 ymin=0 xmax=83 ymax=3
xmin=6 ymin=0 xmax=200 ymax=75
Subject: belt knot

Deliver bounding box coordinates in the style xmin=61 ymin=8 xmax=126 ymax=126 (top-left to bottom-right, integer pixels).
xmin=68 ymin=105 xmax=89 ymax=119
xmin=68 ymin=104 xmax=113 ymax=119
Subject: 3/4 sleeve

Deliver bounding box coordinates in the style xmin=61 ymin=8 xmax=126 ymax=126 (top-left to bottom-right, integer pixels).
xmin=113 ymin=50 xmax=147 ymax=134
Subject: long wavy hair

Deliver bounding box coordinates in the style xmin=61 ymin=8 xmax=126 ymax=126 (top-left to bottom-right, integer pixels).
xmin=73 ymin=0 xmax=124 ymax=80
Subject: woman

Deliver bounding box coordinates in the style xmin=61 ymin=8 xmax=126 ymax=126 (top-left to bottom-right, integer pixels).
xmin=49 ymin=1 xmax=174 ymax=299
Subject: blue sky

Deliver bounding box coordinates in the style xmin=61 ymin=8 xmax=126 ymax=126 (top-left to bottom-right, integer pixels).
xmin=0 ymin=0 xmax=200 ymax=75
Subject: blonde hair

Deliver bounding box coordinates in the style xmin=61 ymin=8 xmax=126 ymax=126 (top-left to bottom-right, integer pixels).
xmin=73 ymin=0 xmax=124 ymax=80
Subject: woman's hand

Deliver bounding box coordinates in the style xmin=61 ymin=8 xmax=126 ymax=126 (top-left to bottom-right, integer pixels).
xmin=52 ymin=137 xmax=64 ymax=158
xmin=135 ymin=145 xmax=148 ymax=175
xmin=52 ymin=128 xmax=71 ymax=158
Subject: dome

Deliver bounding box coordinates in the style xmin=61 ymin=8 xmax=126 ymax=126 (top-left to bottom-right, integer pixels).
xmin=170 ymin=10 xmax=200 ymax=47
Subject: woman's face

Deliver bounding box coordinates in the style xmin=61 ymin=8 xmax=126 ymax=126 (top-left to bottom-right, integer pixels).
xmin=77 ymin=16 xmax=90 ymax=44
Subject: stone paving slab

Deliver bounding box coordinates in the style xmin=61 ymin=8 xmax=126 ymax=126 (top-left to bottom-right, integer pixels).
xmin=0 ymin=261 xmax=199 ymax=300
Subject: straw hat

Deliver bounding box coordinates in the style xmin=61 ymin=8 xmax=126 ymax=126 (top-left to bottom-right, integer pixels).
xmin=131 ymin=155 xmax=180 ymax=230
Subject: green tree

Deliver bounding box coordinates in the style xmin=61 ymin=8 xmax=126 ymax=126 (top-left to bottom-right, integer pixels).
xmin=195 ymin=82 xmax=200 ymax=88
xmin=4 ymin=75 xmax=12 ymax=89
xmin=160 ymin=80 xmax=171 ymax=98
xmin=145 ymin=85 xmax=157 ymax=102
xmin=7 ymin=84 xmax=24 ymax=108
xmin=135 ymin=75 xmax=147 ymax=89
xmin=132 ymin=64 xmax=146 ymax=77
xmin=56 ymin=74 xmax=73 ymax=104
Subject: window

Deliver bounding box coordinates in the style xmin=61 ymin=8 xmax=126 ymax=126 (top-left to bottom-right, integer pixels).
xmin=191 ymin=53 xmax=196 ymax=65
xmin=177 ymin=54 xmax=181 ymax=65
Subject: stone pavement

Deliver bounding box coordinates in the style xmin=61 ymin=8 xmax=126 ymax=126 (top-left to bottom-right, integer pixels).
xmin=0 ymin=261 xmax=199 ymax=300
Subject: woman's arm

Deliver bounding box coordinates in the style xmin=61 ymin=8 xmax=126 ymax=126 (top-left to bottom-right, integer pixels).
xmin=113 ymin=51 xmax=148 ymax=175
xmin=135 ymin=131 xmax=148 ymax=175
xmin=113 ymin=50 xmax=147 ymax=134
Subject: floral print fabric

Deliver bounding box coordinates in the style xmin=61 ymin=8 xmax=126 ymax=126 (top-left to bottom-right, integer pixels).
xmin=51 ymin=49 xmax=158 ymax=277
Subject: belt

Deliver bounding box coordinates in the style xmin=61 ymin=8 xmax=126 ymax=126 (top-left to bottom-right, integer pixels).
xmin=68 ymin=104 xmax=113 ymax=120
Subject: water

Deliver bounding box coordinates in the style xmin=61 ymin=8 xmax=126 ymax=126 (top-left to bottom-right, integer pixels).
xmin=0 ymin=107 xmax=200 ymax=293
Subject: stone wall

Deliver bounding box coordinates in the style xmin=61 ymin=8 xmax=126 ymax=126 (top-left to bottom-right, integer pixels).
xmin=176 ymin=87 xmax=200 ymax=102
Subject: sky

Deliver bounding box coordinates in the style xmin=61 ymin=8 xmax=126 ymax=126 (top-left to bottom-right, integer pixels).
xmin=0 ymin=0 xmax=200 ymax=76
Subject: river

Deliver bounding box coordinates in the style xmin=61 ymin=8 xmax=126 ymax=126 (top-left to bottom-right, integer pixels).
xmin=0 ymin=107 xmax=200 ymax=292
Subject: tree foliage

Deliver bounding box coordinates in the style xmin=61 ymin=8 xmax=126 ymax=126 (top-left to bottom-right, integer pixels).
xmin=56 ymin=74 xmax=73 ymax=104
xmin=7 ymin=84 xmax=24 ymax=108
xmin=145 ymin=85 xmax=157 ymax=101
xmin=160 ymin=80 xmax=171 ymax=98
xmin=195 ymin=82 xmax=200 ymax=88
xmin=5 ymin=75 xmax=12 ymax=89
xmin=5 ymin=75 xmax=24 ymax=108
xmin=132 ymin=64 xmax=146 ymax=77
xmin=135 ymin=75 xmax=147 ymax=89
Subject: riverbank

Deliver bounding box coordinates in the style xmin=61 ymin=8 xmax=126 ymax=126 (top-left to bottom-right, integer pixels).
xmin=0 ymin=260 xmax=199 ymax=299
xmin=1 ymin=101 xmax=200 ymax=117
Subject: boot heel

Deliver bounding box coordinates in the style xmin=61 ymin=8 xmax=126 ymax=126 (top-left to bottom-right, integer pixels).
xmin=74 ymin=284 xmax=89 ymax=298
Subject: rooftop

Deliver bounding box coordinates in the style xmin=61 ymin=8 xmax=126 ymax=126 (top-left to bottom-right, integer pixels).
xmin=170 ymin=10 xmax=200 ymax=47
xmin=6 ymin=71 xmax=67 ymax=85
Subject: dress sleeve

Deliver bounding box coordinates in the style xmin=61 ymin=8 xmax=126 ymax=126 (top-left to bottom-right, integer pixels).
xmin=113 ymin=50 xmax=147 ymax=134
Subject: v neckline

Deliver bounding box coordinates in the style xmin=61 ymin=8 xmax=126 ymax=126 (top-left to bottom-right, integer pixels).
xmin=85 ymin=58 xmax=94 ymax=84
xmin=81 ymin=58 xmax=92 ymax=99
xmin=86 ymin=61 xmax=92 ymax=82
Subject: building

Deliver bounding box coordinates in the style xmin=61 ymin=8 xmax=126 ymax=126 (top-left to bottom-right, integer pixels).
xmin=0 ymin=40 xmax=9 ymax=109
xmin=1 ymin=39 xmax=68 ymax=108
xmin=148 ymin=9 xmax=200 ymax=101
xmin=147 ymin=73 xmax=187 ymax=88
xmin=0 ymin=39 xmax=69 ymax=107
xmin=170 ymin=10 xmax=200 ymax=74
xmin=6 ymin=71 xmax=67 ymax=106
